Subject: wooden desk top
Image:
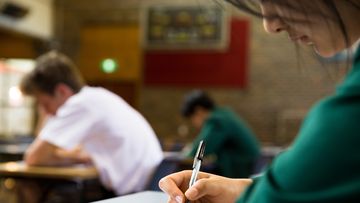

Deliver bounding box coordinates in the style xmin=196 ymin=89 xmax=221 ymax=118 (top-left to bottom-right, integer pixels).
xmin=0 ymin=161 xmax=98 ymax=180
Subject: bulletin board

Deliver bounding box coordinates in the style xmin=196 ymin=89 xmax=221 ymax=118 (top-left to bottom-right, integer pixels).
xmin=142 ymin=5 xmax=229 ymax=50
xmin=144 ymin=18 xmax=249 ymax=88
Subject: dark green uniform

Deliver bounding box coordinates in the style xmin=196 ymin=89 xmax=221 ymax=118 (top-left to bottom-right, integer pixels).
xmin=237 ymin=48 xmax=360 ymax=203
xmin=189 ymin=107 xmax=260 ymax=178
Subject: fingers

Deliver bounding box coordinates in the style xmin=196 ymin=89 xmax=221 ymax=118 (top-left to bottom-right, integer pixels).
xmin=159 ymin=170 xmax=213 ymax=203
xmin=159 ymin=178 xmax=184 ymax=203
xmin=186 ymin=177 xmax=254 ymax=202
xmin=185 ymin=176 xmax=222 ymax=201
xmin=159 ymin=171 xmax=192 ymax=203
xmin=185 ymin=178 xmax=208 ymax=200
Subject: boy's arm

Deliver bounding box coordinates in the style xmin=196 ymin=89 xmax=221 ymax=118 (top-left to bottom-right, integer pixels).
xmin=24 ymin=138 xmax=91 ymax=166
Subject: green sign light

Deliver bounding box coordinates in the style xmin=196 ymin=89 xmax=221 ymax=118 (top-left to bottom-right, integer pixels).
xmin=101 ymin=58 xmax=118 ymax=74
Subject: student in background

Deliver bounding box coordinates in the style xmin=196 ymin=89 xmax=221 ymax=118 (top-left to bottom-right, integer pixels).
xmin=181 ymin=90 xmax=260 ymax=178
xmin=159 ymin=1 xmax=360 ymax=203
xmin=20 ymin=51 xmax=163 ymax=196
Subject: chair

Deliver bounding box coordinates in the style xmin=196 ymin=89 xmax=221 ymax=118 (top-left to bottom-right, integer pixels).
xmin=146 ymin=158 xmax=181 ymax=191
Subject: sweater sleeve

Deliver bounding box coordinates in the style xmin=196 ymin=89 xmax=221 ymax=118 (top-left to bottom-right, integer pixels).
xmin=236 ymin=94 xmax=360 ymax=203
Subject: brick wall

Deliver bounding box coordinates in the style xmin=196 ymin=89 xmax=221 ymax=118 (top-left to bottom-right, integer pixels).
xmin=55 ymin=0 xmax=345 ymax=145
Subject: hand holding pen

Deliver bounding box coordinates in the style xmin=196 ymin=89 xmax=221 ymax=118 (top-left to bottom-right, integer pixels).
xmin=159 ymin=139 xmax=251 ymax=203
xmin=186 ymin=140 xmax=206 ymax=203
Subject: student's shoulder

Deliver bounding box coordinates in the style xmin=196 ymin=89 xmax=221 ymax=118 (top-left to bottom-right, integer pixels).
xmin=62 ymin=87 xmax=106 ymax=113
xmin=210 ymin=107 xmax=237 ymax=120
xmin=310 ymin=92 xmax=360 ymax=120
xmin=206 ymin=108 xmax=242 ymax=132
xmin=211 ymin=107 xmax=247 ymax=127
xmin=71 ymin=87 xmax=116 ymax=104
xmin=300 ymin=94 xmax=360 ymax=144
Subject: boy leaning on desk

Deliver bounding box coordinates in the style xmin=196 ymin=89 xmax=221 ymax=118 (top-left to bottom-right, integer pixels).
xmin=18 ymin=51 xmax=163 ymax=200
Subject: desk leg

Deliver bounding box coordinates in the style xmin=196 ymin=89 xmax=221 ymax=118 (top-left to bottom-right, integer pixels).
xmin=75 ymin=180 xmax=84 ymax=203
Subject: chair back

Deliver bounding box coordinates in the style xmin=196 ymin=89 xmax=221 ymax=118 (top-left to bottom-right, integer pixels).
xmin=146 ymin=158 xmax=180 ymax=191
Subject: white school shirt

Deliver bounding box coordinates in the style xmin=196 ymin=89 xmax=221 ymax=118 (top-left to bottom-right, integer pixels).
xmin=39 ymin=86 xmax=163 ymax=195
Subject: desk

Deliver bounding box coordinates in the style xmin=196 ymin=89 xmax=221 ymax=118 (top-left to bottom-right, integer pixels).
xmin=0 ymin=161 xmax=98 ymax=180
xmin=0 ymin=161 xmax=103 ymax=203
xmin=0 ymin=143 xmax=29 ymax=162
xmin=0 ymin=144 xmax=29 ymax=155
xmin=163 ymin=151 xmax=215 ymax=167
xmin=93 ymin=191 xmax=167 ymax=203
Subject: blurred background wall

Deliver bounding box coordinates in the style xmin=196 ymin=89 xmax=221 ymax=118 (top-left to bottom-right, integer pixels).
xmin=0 ymin=0 xmax=345 ymax=146
xmin=52 ymin=0 xmax=344 ymax=145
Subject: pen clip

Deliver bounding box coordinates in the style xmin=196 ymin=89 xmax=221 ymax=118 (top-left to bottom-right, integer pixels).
xmin=193 ymin=140 xmax=205 ymax=168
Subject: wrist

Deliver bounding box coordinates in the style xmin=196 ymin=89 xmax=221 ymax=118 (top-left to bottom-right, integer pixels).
xmin=231 ymin=178 xmax=253 ymax=201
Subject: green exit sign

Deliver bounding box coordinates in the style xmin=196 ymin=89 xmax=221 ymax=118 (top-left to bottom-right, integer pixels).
xmin=100 ymin=58 xmax=118 ymax=73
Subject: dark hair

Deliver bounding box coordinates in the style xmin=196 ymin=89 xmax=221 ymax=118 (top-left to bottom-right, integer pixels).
xmin=181 ymin=90 xmax=216 ymax=118
xmin=20 ymin=51 xmax=85 ymax=96
xmin=224 ymin=0 xmax=360 ymax=55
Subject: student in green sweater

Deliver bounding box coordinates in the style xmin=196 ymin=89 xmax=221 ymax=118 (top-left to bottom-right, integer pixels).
xmin=181 ymin=90 xmax=260 ymax=178
xmin=159 ymin=1 xmax=360 ymax=203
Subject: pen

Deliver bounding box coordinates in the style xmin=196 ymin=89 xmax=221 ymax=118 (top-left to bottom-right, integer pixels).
xmin=187 ymin=140 xmax=205 ymax=202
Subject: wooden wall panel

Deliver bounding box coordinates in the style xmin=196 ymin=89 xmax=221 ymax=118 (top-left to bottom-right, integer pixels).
xmin=76 ymin=24 xmax=142 ymax=107
xmin=77 ymin=24 xmax=141 ymax=82
xmin=0 ymin=29 xmax=36 ymax=59
xmin=88 ymin=81 xmax=138 ymax=108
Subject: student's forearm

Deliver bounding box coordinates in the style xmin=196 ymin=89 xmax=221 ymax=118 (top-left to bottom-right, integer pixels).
xmin=55 ymin=148 xmax=92 ymax=164
xmin=24 ymin=140 xmax=90 ymax=166
xmin=25 ymin=150 xmax=83 ymax=166
xmin=24 ymin=143 xmax=53 ymax=166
